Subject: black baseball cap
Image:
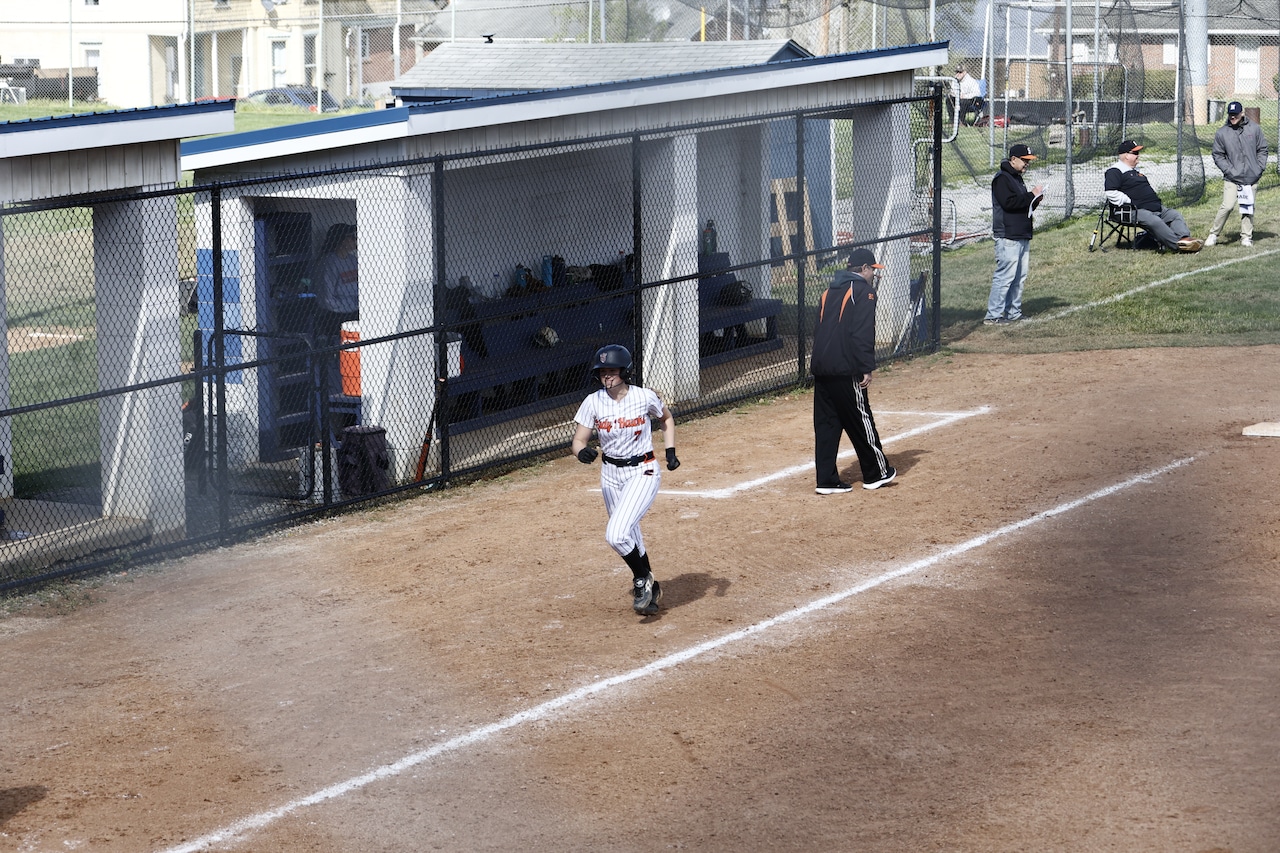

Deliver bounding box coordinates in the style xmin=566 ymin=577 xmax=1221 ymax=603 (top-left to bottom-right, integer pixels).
xmin=1008 ymin=143 xmax=1037 ymax=161
xmin=845 ymin=247 xmax=885 ymax=270
xmin=1228 ymin=100 xmax=1243 ymax=115
xmin=1117 ymin=140 xmax=1144 ymax=155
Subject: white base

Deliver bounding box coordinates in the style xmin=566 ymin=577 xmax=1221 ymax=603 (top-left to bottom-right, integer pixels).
xmin=1242 ymin=422 xmax=1280 ymax=437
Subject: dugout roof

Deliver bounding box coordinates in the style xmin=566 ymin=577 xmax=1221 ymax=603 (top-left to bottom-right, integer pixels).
xmin=181 ymin=41 xmax=949 ymax=174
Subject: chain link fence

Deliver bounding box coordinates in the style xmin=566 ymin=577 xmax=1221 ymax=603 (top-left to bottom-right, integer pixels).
xmin=677 ymin=1 xmax=1275 ymax=245
xmin=0 ymin=90 xmax=943 ymax=592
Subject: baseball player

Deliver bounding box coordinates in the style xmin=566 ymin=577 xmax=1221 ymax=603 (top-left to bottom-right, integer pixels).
xmin=571 ymin=344 xmax=679 ymax=616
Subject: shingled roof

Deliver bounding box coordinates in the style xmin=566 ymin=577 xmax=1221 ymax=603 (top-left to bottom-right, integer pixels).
xmin=393 ymin=40 xmax=813 ymax=101
xmin=419 ymin=0 xmax=706 ymax=42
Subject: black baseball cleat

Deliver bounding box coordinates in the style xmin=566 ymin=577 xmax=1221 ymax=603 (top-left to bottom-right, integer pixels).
xmin=815 ymin=482 xmax=854 ymax=495
xmin=633 ymin=573 xmax=660 ymax=615
xmin=649 ymin=580 xmax=662 ymax=612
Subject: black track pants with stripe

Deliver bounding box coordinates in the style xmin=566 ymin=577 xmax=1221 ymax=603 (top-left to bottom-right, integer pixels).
xmin=813 ymin=375 xmax=890 ymax=487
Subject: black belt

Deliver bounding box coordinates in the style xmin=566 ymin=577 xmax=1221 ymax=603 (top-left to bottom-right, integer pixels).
xmin=603 ymin=451 xmax=655 ymax=467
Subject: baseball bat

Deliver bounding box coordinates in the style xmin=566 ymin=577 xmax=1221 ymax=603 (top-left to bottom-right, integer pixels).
xmin=415 ymin=376 xmax=449 ymax=482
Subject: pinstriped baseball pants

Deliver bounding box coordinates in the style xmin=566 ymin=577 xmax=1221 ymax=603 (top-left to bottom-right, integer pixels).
xmin=600 ymin=460 xmax=660 ymax=557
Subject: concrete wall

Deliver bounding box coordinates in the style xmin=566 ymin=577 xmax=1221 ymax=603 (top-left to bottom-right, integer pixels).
xmin=440 ymin=142 xmax=635 ymax=297
xmin=638 ymin=134 xmax=700 ymax=404
xmin=850 ymin=102 xmax=915 ymax=350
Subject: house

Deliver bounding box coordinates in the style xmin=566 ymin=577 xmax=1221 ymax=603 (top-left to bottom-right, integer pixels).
xmin=1032 ymin=0 xmax=1278 ymax=102
xmin=0 ymin=0 xmax=444 ymax=109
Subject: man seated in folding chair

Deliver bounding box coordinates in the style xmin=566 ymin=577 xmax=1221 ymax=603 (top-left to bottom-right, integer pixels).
xmin=1104 ymin=140 xmax=1202 ymax=253
xmin=1090 ymin=199 xmax=1143 ymax=252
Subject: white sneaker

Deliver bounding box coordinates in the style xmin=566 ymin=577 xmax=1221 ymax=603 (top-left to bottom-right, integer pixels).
xmin=1203 ymin=233 xmax=1217 ymax=247
xmin=1241 ymin=237 xmax=1253 ymax=247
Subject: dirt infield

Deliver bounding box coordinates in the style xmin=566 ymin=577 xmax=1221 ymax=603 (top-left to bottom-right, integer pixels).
xmin=3 ymin=346 xmax=1279 ymax=852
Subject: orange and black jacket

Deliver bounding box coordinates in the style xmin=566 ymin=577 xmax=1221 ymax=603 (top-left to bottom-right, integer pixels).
xmin=810 ymin=270 xmax=877 ymax=379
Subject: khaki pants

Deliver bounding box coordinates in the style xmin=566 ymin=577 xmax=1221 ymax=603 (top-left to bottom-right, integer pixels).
xmin=1209 ymin=180 xmax=1256 ymax=241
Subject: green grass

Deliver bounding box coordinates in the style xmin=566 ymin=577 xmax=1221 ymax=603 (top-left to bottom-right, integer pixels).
xmin=10 ymin=340 xmax=101 ymax=498
xmin=938 ymin=173 xmax=1280 ymax=353
xmin=0 ymin=99 xmax=122 ymax=123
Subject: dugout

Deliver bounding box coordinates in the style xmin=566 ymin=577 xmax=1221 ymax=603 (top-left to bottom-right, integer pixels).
xmin=182 ymin=41 xmax=948 ymax=484
xmin=0 ymin=101 xmax=236 ymax=573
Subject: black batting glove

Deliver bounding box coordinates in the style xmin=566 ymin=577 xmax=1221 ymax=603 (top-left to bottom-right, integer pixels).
xmin=665 ymin=447 xmax=680 ymax=471
xmin=577 ymin=446 xmax=598 ymax=464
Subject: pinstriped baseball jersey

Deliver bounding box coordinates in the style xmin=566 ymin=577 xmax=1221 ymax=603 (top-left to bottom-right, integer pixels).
xmin=574 ymin=386 xmax=664 ymax=459
xmin=575 ymin=385 xmax=666 ymax=557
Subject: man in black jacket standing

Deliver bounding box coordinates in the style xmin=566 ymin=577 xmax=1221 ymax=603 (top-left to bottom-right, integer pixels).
xmin=984 ymin=143 xmax=1043 ymax=326
xmin=810 ymin=247 xmax=896 ymax=495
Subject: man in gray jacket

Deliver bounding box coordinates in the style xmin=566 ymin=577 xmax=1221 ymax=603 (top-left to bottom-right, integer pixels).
xmin=1205 ymin=101 xmax=1269 ymax=247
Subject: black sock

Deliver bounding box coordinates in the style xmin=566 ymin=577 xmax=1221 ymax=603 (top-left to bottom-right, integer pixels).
xmin=621 ymin=546 xmax=647 ymax=579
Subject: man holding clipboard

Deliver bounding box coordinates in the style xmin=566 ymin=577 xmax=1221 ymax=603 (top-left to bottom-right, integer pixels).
xmin=984 ymin=143 xmax=1043 ymax=326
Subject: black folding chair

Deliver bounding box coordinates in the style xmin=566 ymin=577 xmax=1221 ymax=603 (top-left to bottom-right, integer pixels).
xmin=1088 ymin=201 xmax=1145 ymax=252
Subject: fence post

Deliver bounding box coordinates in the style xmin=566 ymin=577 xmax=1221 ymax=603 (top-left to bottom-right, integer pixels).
xmin=795 ymin=112 xmax=808 ymax=381
xmin=631 ymin=133 xmax=644 ymax=382
xmin=932 ymin=84 xmax=943 ymax=348
xmin=433 ymin=156 xmax=450 ymax=484
xmin=211 ymin=184 xmax=230 ymax=538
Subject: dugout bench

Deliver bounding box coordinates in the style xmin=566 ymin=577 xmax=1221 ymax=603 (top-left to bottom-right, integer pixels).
xmin=697 ymin=252 xmax=784 ymax=367
xmin=442 ymin=282 xmax=634 ymax=433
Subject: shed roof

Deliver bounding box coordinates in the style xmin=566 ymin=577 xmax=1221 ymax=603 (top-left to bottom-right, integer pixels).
xmin=392 ymin=40 xmax=812 ymax=100
xmin=419 ymin=0 xmax=706 ymax=42
xmin=182 ymin=42 xmax=948 ymax=172
xmin=0 ymin=100 xmax=236 ymax=160
xmin=1 ymin=100 xmax=236 ymax=203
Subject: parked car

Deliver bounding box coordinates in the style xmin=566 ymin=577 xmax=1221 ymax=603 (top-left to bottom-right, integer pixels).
xmin=242 ymin=86 xmax=340 ymax=113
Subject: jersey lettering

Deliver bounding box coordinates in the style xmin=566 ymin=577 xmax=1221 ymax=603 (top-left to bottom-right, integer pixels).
xmin=595 ymin=414 xmax=647 ymax=432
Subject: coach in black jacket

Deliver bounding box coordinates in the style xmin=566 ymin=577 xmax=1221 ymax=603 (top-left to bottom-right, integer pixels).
xmin=984 ymin=143 xmax=1043 ymax=326
xmin=810 ymin=247 xmax=896 ymax=494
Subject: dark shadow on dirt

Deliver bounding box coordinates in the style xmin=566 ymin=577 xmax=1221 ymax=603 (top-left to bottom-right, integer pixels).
xmin=643 ymin=572 xmax=732 ymax=618
xmin=841 ymin=447 xmax=925 ymax=486
xmin=0 ymin=786 xmax=47 ymax=825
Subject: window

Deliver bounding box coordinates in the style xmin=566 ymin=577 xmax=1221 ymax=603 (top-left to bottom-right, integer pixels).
xmin=1162 ymin=39 xmax=1178 ymax=67
xmin=165 ymin=43 xmax=178 ymax=100
xmin=82 ymin=44 xmax=101 ymax=70
xmin=1070 ymin=41 xmax=1114 ymax=63
xmin=304 ymin=34 xmax=316 ymax=87
xmin=85 ymin=0 xmax=99 ymax=5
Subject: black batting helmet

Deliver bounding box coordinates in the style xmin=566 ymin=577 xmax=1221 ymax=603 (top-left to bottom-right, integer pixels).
xmin=590 ymin=344 xmax=632 ymax=382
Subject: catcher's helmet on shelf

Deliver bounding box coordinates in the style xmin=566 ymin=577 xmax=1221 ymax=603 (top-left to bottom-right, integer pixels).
xmin=590 ymin=344 xmax=632 ymax=382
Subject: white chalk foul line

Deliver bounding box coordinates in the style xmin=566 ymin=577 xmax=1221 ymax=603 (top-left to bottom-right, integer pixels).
xmin=662 ymin=406 xmax=990 ymax=498
xmin=157 ymin=452 xmax=1194 ymax=853
xmin=1027 ymin=247 xmax=1280 ymax=325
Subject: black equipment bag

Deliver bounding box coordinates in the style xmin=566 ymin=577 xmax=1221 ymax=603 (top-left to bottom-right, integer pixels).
xmin=337 ymin=425 xmax=391 ymax=497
